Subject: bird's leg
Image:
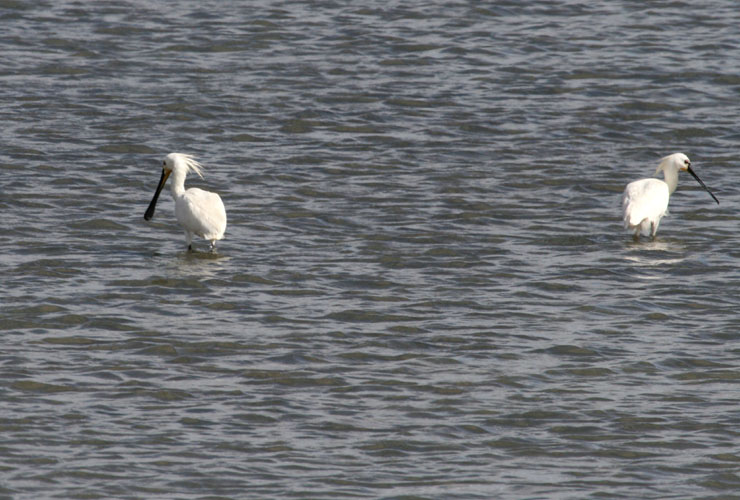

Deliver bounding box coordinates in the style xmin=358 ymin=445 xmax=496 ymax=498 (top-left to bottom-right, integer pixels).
xmin=185 ymin=231 xmax=193 ymax=251
xmin=209 ymin=240 xmax=217 ymax=252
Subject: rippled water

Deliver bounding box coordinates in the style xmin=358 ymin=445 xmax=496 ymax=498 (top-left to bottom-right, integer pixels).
xmin=2 ymin=1 xmax=740 ymax=498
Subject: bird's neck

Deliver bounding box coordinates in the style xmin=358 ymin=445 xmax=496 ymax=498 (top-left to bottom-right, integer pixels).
xmin=169 ymin=169 xmax=187 ymax=198
xmin=662 ymin=168 xmax=678 ymax=194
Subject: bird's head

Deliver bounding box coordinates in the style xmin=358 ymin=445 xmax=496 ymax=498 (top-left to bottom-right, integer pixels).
xmin=656 ymin=152 xmax=718 ymax=205
xmin=164 ymin=152 xmax=204 ymax=179
xmin=145 ymin=153 xmax=205 ymax=221
xmin=656 ymin=152 xmax=690 ymax=174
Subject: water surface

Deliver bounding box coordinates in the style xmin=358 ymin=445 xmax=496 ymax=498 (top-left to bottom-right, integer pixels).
xmin=2 ymin=1 xmax=739 ymax=499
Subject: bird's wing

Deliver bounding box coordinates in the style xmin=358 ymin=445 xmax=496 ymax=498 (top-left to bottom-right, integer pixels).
xmin=177 ymin=188 xmax=227 ymax=239
xmin=622 ymin=179 xmax=669 ymax=227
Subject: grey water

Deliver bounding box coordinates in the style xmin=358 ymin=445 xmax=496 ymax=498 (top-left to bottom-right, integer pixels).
xmin=1 ymin=1 xmax=739 ymax=499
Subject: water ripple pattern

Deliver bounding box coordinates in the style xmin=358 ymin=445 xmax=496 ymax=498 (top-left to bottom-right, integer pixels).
xmin=2 ymin=1 xmax=739 ymax=499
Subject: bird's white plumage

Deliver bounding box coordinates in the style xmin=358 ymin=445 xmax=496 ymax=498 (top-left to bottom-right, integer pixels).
xmin=622 ymin=178 xmax=670 ymax=237
xmin=176 ymin=187 xmax=227 ymax=244
xmin=144 ymin=152 xmax=227 ymax=250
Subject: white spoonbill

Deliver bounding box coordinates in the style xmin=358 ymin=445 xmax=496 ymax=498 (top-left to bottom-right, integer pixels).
xmin=621 ymin=153 xmax=718 ymax=239
xmin=144 ymin=153 xmax=227 ymax=251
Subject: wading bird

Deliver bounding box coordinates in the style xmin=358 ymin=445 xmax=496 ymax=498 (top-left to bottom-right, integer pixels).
xmin=621 ymin=153 xmax=718 ymax=239
xmin=144 ymin=153 xmax=227 ymax=251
